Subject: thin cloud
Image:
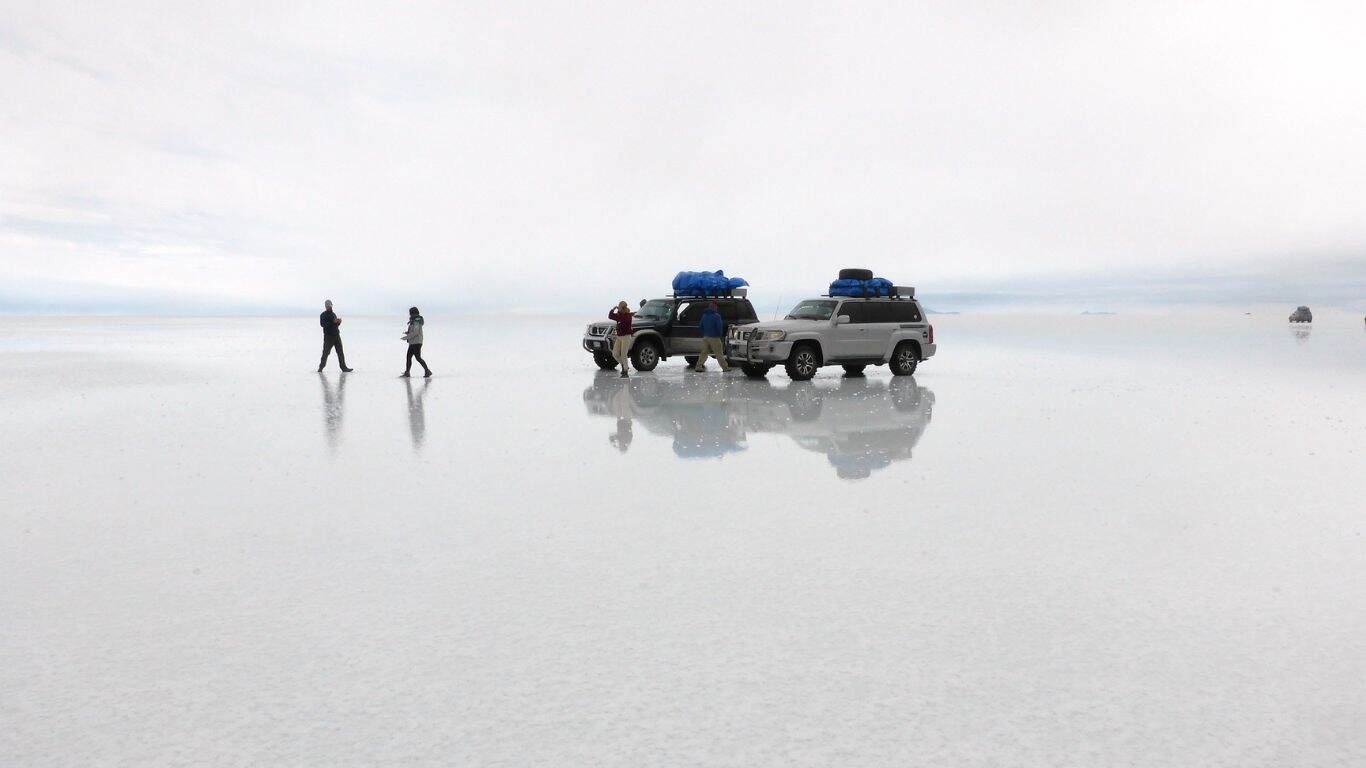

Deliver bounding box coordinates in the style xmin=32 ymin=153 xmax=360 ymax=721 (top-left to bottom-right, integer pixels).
xmin=1 ymin=1 xmax=1364 ymax=314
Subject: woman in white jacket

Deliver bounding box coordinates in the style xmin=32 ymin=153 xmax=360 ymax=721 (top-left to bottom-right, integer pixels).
xmin=400 ymin=306 xmax=432 ymax=378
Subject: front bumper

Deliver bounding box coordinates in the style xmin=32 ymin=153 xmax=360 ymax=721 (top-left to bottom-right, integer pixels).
xmin=582 ymin=334 xmax=613 ymax=353
xmin=727 ymin=338 xmax=794 ymax=364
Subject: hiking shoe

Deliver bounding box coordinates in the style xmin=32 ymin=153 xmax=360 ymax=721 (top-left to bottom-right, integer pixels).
xmin=423 ymin=371 xmax=433 ymax=378
xmin=341 ymin=367 xmax=354 ymax=372
xmin=400 ymin=372 xmax=411 ymax=377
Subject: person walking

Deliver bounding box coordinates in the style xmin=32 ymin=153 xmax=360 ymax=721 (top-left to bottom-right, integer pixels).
xmin=608 ymin=300 xmax=634 ymax=378
xmin=400 ymin=306 xmax=432 ymax=378
xmin=693 ymin=301 xmax=730 ymax=372
xmin=318 ymin=299 xmax=353 ymax=372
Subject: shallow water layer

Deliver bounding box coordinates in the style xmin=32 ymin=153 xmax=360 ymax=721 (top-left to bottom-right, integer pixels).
xmin=2 ymin=312 xmax=1364 ymax=767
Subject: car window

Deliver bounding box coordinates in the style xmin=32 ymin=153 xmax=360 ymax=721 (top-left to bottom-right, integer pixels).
xmin=889 ymin=302 xmax=922 ymax=322
xmin=636 ymin=299 xmax=674 ymax=322
xmin=840 ymin=302 xmax=876 ymax=324
xmin=733 ymin=301 xmax=758 ymax=322
xmin=863 ymin=303 xmax=896 ymax=323
xmin=677 ymin=301 xmax=706 ymax=324
xmin=869 ymin=302 xmax=913 ymax=323
xmin=786 ymin=300 xmax=836 ymax=321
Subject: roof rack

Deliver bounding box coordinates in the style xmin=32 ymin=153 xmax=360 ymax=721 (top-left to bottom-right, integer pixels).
xmin=669 ymin=287 xmax=748 ymax=299
xmin=821 ymin=286 xmax=916 ymax=299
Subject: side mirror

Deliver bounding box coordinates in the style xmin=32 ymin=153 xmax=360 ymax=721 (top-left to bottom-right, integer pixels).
xmin=835 ymin=315 xmax=851 ymax=325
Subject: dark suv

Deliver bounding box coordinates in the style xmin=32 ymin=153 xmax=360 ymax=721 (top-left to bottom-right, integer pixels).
xmin=582 ymin=294 xmax=759 ymax=371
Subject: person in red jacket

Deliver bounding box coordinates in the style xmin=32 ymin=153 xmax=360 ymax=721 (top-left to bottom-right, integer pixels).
xmin=608 ymin=300 xmax=634 ymax=378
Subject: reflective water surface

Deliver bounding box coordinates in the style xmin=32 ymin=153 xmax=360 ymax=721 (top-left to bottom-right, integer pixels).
xmin=583 ymin=372 xmax=934 ymax=479
xmin=2 ymin=312 xmax=1364 ymax=767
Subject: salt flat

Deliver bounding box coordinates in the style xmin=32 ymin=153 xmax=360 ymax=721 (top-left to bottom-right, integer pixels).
xmin=2 ymin=311 xmax=1364 ymax=767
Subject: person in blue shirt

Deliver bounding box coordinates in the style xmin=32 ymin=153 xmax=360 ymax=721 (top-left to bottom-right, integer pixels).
xmin=693 ymin=301 xmax=731 ymax=372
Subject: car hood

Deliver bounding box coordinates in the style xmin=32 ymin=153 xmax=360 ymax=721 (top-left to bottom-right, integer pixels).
xmin=742 ymin=318 xmax=829 ymax=334
xmin=586 ymin=318 xmax=665 ymax=331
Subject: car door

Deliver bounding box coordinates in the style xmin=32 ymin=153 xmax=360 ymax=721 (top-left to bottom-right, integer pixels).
xmin=831 ymin=301 xmax=880 ymax=359
xmin=863 ymin=302 xmax=900 ymax=359
xmin=672 ymin=300 xmax=706 ymax=355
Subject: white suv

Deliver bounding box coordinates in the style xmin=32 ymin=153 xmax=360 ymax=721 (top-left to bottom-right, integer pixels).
xmin=727 ymin=291 xmax=936 ymax=380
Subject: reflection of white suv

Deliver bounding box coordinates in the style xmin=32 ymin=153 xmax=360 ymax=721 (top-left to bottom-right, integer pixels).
xmin=727 ymin=291 xmax=936 ymax=380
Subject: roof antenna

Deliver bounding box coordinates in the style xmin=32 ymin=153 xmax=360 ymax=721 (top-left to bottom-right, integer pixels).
xmin=772 ymin=294 xmax=783 ymax=321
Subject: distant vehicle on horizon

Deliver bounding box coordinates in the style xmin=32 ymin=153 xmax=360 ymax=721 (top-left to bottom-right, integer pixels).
xmin=1289 ymin=306 xmax=1313 ymax=323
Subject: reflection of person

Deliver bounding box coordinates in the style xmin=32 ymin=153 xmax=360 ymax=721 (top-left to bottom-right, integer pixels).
xmin=318 ymin=299 xmax=353 ymax=372
xmin=608 ymin=376 xmax=634 ymax=452
xmin=319 ymin=371 xmax=348 ymax=453
xmin=400 ymin=306 xmax=432 ymax=378
xmin=608 ymin=301 xmax=634 ymax=378
xmin=610 ymin=418 xmax=633 ymax=452
xmin=693 ymin=301 xmax=730 ymax=372
xmin=405 ymin=377 xmax=429 ymax=450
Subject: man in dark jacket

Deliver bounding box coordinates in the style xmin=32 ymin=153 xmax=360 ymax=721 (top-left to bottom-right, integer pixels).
xmin=693 ymin=301 xmax=730 ymax=372
xmin=318 ymin=299 xmax=353 ymax=372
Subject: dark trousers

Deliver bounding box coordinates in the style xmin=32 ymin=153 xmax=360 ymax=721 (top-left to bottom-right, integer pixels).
xmin=406 ymin=343 xmax=430 ymax=374
xmin=320 ymin=335 xmax=348 ymax=369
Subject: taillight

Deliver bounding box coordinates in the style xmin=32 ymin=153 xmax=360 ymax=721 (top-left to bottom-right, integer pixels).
xmin=928 ymin=324 xmax=935 ymax=344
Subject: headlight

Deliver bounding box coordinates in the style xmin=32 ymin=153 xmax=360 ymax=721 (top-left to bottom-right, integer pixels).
xmin=761 ymin=330 xmax=786 ymax=341
xmin=586 ymin=324 xmax=594 ymax=334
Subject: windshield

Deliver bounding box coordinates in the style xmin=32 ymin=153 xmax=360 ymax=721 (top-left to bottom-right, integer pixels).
xmin=635 ymin=299 xmax=673 ymax=322
xmin=786 ymin=299 xmax=837 ymax=321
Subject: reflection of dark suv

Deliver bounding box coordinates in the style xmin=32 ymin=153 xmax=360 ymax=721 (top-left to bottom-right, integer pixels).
xmin=581 ymin=293 xmax=759 ymax=371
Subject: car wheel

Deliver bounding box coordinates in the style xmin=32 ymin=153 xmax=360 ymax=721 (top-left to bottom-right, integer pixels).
xmin=740 ymin=363 xmax=771 ymax=379
xmin=630 ymin=339 xmax=661 ymax=372
xmin=684 ymin=356 xmax=698 ymax=368
xmin=841 ymin=364 xmax=866 ymax=377
xmin=890 ymin=342 xmax=919 ymax=376
xmin=838 ymin=268 xmax=874 ymax=281
xmin=593 ymin=351 xmax=618 ymax=370
xmin=784 ymin=343 xmax=820 ymax=381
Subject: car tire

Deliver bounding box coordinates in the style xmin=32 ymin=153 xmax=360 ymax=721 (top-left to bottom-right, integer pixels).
xmin=841 ymin=364 xmax=866 ymax=377
xmin=740 ymin=363 xmax=771 ymax=379
xmin=684 ymin=356 xmax=698 ymax=368
xmin=593 ymin=351 xmax=618 ymax=370
xmin=630 ymin=339 xmax=661 ymax=372
xmin=890 ymin=342 xmax=919 ymax=376
xmin=838 ymin=268 xmax=874 ymax=281
xmin=784 ymin=343 xmax=820 ymax=381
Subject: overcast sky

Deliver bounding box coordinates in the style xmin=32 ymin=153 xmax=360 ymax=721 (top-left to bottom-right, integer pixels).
xmin=2 ymin=0 xmax=1364 ymax=313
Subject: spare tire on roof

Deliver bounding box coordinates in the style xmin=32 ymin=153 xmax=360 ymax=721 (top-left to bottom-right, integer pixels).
xmin=838 ymin=268 xmax=874 ymax=281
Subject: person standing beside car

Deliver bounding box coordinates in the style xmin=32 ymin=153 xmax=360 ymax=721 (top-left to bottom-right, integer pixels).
xmin=693 ymin=301 xmax=730 ymax=372
xmin=400 ymin=306 xmax=432 ymax=378
xmin=608 ymin=300 xmax=634 ymax=378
